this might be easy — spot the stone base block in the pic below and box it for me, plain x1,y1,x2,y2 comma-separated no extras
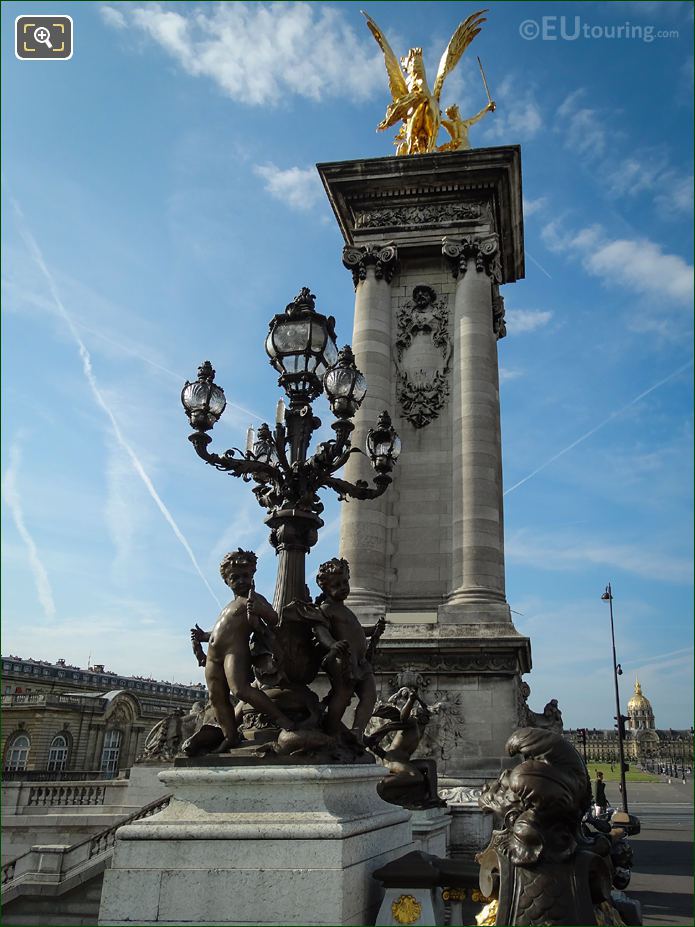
438,782,493,862
410,806,451,857
98,765,414,926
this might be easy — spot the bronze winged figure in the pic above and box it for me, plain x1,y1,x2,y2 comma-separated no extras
362,9,491,155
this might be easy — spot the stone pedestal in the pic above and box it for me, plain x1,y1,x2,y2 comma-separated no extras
98,765,414,926
318,150,531,786
410,806,451,857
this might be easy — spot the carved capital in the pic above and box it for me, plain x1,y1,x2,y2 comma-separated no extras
442,234,502,283
342,242,399,288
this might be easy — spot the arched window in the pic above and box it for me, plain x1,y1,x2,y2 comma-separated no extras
4,734,30,771
100,729,121,776
47,734,69,771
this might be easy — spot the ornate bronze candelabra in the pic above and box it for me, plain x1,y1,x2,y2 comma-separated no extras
181,287,400,614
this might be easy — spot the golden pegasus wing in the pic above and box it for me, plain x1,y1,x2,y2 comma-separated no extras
433,8,488,101
361,10,408,102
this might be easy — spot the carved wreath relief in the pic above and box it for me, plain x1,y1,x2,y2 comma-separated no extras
394,285,452,429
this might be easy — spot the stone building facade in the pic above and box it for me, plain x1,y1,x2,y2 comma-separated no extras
566,679,693,771
1,655,205,778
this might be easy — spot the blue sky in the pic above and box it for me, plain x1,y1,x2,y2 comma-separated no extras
2,1,693,729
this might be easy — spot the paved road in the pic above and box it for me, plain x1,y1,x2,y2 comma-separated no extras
618,780,693,926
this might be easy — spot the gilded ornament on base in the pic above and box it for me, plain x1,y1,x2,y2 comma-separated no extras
391,894,423,925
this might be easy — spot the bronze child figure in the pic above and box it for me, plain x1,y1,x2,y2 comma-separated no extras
312,557,385,742
190,549,294,751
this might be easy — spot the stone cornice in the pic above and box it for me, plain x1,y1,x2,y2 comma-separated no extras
318,147,524,283
373,633,532,676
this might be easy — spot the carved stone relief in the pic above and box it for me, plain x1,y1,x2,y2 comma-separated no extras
373,671,464,766
394,284,452,429
376,652,519,675
354,201,486,230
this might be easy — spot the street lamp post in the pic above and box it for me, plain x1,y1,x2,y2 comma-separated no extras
181,287,401,614
601,583,629,813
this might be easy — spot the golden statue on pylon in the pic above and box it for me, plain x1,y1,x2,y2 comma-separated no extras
362,9,495,155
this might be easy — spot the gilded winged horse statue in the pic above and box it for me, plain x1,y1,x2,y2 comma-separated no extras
362,9,494,155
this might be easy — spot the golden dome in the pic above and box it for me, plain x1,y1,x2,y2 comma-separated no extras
627,678,652,712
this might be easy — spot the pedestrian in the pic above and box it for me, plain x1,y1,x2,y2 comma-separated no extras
593,769,608,816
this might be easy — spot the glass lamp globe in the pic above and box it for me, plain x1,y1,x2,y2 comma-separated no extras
181,361,226,431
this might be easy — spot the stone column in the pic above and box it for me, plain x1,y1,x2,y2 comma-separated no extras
338,243,398,621
442,235,510,624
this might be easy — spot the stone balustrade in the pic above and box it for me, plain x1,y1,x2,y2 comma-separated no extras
1,794,172,903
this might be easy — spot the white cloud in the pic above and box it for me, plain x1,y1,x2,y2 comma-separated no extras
499,367,524,383
604,155,693,218
653,172,694,216
504,309,553,334
253,163,322,211
103,2,383,106
556,90,692,219
585,238,693,304
99,5,126,30
2,445,56,620
556,90,607,155
541,220,694,306
482,76,542,143
507,531,692,585
523,197,547,217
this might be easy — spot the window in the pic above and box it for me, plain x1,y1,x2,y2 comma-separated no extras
100,730,121,775
47,734,69,771
5,734,30,771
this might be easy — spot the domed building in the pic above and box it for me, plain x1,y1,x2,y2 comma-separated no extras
627,678,655,732
625,678,659,760
566,676,693,774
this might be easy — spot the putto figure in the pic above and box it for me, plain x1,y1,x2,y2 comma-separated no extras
363,8,492,155
312,557,385,742
190,549,295,751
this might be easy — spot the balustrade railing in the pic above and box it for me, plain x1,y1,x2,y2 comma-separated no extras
88,794,171,858
27,784,107,808
1,793,172,891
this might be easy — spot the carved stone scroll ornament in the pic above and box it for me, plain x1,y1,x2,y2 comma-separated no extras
394,285,452,429
442,234,502,284
439,784,484,805
342,242,399,288
354,201,484,230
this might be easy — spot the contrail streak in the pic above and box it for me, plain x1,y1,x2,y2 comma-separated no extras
2,444,57,619
505,360,694,496
525,249,553,279
12,199,221,608
622,647,693,669
73,322,264,422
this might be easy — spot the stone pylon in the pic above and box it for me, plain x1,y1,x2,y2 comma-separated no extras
318,149,531,801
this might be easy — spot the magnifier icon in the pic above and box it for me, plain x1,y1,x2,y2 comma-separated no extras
34,26,53,49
